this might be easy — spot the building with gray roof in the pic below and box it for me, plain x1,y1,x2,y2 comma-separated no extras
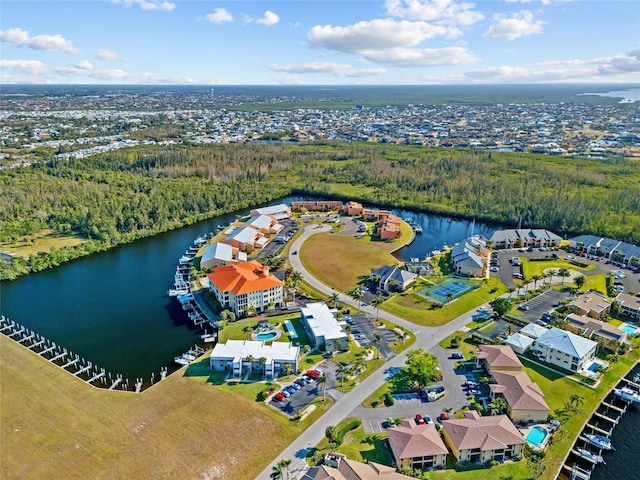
489,229,561,249
532,327,597,373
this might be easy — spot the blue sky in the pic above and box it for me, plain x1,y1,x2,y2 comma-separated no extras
1,0,639,85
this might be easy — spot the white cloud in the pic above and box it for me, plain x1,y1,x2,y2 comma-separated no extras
267,61,386,77
205,8,233,24
0,28,79,55
0,59,47,75
245,11,280,26
385,0,484,26
363,46,478,67
505,0,568,5
483,11,544,40
96,49,127,61
113,0,175,11
308,19,452,53
54,62,192,83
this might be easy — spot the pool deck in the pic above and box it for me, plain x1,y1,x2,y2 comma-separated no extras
520,423,553,450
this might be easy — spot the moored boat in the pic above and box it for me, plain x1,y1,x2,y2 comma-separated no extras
614,386,640,403
576,448,605,464
585,433,614,450
174,356,190,366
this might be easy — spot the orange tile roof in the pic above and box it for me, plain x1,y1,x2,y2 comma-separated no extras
207,260,283,295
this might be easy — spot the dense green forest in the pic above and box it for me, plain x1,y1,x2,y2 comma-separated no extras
1,142,639,280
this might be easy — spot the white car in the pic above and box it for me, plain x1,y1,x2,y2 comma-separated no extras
490,266,499,272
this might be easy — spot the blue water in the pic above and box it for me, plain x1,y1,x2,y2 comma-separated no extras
588,362,601,373
255,331,278,341
621,325,638,336
526,426,548,446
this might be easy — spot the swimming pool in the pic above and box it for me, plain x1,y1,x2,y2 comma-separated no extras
587,361,603,373
255,331,278,341
526,426,548,446
620,325,639,337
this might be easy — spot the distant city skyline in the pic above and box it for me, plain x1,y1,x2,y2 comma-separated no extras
1,0,639,85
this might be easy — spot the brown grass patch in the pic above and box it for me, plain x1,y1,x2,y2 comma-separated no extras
300,233,401,292
0,337,302,480
1,229,85,256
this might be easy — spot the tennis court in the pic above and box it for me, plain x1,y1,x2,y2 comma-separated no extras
419,277,479,303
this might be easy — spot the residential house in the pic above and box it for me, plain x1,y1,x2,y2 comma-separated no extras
451,236,487,277
249,204,292,221
504,332,534,354
387,419,448,471
489,370,549,423
565,313,627,349
370,265,417,293
569,235,640,266
475,345,523,372
362,209,391,222
569,292,611,320
200,242,247,269
301,452,414,480
489,229,562,249
532,327,597,373
209,339,298,378
377,214,402,240
245,214,284,235
207,260,283,317
291,200,343,212
343,201,364,216
519,323,549,340
441,411,526,464
300,302,349,353
615,292,640,319
223,226,268,252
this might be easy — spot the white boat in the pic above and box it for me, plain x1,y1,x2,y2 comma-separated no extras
614,387,640,403
179,255,192,265
194,236,207,245
413,225,423,233
167,288,189,297
585,433,614,450
576,448,605,464
182,351,196,361
174,356,190,366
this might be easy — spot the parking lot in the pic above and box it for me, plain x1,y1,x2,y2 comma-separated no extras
516,289,573,322
345,312,400,360
269,362,337,415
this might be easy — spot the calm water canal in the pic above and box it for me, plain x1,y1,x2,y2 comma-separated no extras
0,197,498,381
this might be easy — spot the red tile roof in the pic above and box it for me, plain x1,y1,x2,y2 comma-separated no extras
207,260,283,295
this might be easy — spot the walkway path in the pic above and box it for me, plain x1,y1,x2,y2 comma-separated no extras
257,225,582,480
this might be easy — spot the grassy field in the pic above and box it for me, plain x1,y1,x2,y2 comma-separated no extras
1,228,85,256
520,258,595,278
300,232,405,293
0,336,308,480
382,278,507,327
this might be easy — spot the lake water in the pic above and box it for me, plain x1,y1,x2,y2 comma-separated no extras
0,197,498,381
579,88,640,103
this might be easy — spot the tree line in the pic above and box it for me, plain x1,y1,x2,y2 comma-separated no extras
1,142,638,280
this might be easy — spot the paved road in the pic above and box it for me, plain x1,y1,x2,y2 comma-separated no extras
256,225,488,480
256,226,611,480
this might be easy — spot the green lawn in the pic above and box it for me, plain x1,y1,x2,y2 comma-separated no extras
431,458,529,480
382,278,507,327
580,273,608,295
300,228,410,293
521,258,595,278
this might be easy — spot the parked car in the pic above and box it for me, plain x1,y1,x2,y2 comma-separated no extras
518,304,530,311
439,412,449,421
415,414,426,425
273,393,285,402
425,415,434,424
280,389,290,398
294,378,306,386
352,328,362,334
289,382,301,390
490,266,499,272
344,316,354,324
306,369,321,380
285,386,298,395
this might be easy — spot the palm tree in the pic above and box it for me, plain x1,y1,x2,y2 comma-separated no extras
259,356,267,377
507,287,516,300
532,274,542,289
354,355,366,374
329,292,339,308
374,333,382,359
548,269,558,284
568,394,584,413
372,294,384,322
351,289,364,312
278,459,292,480
575,275,586,290
270,464,284,480
558,267,570,285
245,355,254,375
318,373,328,401
337,363,347,387
287,270,303,306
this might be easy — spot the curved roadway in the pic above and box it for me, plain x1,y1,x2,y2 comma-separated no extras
256,225,492,480
256,225,585,479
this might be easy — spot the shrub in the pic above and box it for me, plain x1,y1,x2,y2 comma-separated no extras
384,392,395,406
